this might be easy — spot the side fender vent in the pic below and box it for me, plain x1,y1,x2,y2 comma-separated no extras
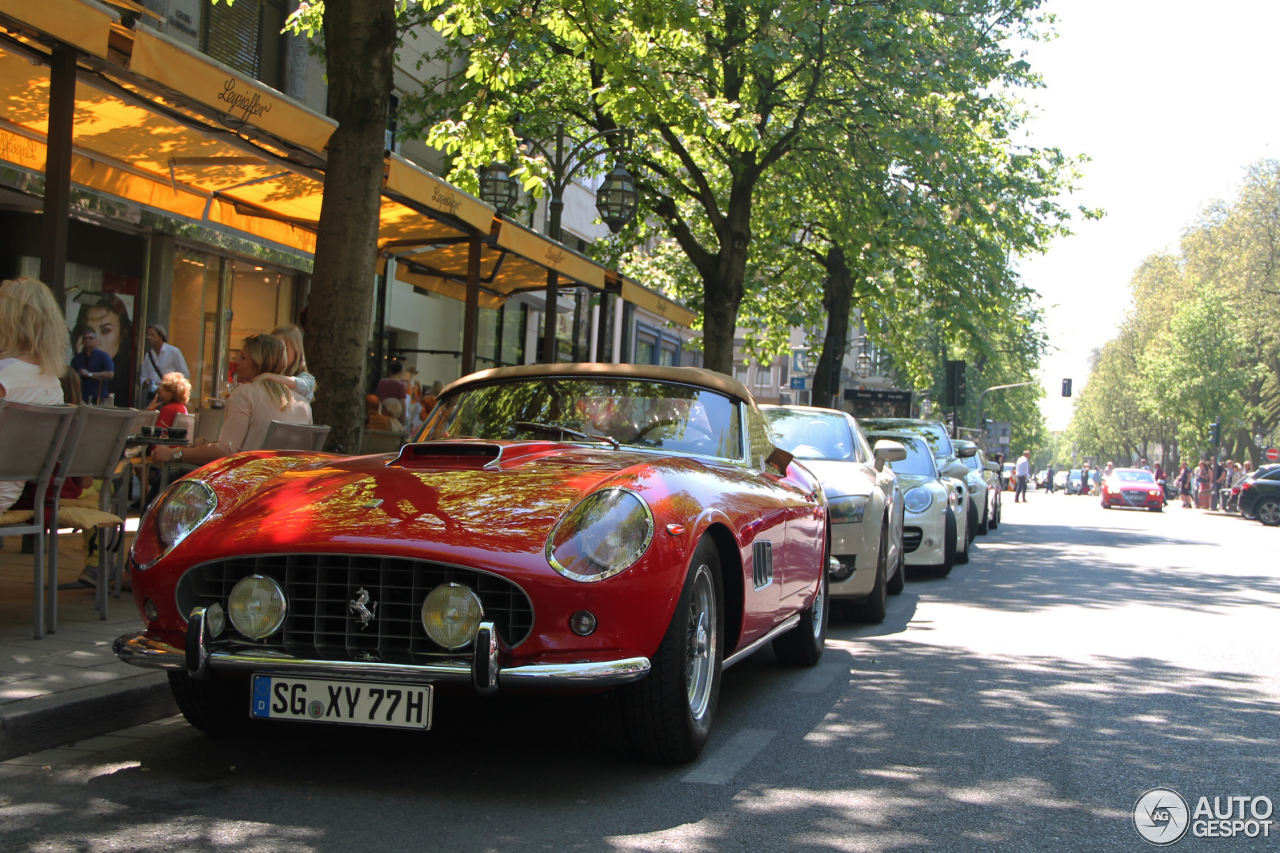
752,541,774,590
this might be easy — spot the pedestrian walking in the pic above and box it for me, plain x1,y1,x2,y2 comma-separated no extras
70,329,114,404
138,324,189,405
1046,463,1055,493
1194,460,1212,509
1014,449,1030,502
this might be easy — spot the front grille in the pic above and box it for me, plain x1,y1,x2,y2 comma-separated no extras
176,554,534,663
903,527,923,553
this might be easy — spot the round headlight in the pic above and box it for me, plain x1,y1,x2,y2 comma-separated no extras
546,488,654,582
421,583,484,649
227,575,287,640
903,487,933,514
156,480,217,550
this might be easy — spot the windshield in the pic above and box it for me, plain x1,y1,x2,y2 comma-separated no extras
762,409,859,461
858,418,954,457
1115,470,1155,483
871,435,936,478
420,377,743,459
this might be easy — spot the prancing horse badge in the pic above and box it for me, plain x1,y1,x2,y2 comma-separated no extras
349,588,377,629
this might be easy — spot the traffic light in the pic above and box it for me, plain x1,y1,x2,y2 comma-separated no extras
1209,421,1221,445
1062,378,1072,397
945,360,966,407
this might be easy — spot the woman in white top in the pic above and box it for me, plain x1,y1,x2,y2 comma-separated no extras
152,334,310,467
0,277,68,513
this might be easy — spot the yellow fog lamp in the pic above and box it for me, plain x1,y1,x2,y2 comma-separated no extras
422,583,484,649
227,575,287,640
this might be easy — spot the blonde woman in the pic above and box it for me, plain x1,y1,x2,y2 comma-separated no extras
257,324,316,403
0,277,68,513
152,335,310,467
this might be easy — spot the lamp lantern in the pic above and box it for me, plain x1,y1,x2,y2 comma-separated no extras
595,166,639,233
478,163,520,214
855,351,873,379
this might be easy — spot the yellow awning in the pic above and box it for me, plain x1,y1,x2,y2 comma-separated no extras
0,0,116,59
495,219,606,289
385,153,495,234
128,28,337,156
616,276,697,327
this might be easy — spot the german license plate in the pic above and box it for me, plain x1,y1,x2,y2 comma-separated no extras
250,675,432,729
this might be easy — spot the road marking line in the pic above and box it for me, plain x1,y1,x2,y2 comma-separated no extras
682,728,777,785
792,662,847,693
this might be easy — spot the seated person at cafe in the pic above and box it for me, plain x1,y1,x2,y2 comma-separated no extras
366,394,394,431
146,371,191,430
151,335,310,467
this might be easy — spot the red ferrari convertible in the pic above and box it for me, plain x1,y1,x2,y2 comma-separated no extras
1100,468,1164,511
115,363,830,762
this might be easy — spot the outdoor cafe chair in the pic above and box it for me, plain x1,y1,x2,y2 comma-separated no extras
262,421,331,452
0,399,76,639
46,405,136,630
363,429,408,455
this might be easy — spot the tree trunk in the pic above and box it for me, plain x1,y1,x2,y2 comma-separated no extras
306,0,396,453
697,187,753,375
811,244,854,410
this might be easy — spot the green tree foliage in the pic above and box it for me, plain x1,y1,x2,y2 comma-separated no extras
1069,160,1280,467
402,0,1080,377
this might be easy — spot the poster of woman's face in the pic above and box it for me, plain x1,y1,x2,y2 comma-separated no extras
68,289,135,406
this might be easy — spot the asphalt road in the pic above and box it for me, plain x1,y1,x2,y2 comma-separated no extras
3,490,1279,852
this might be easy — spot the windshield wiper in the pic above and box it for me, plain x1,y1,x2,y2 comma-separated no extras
514,421,620,450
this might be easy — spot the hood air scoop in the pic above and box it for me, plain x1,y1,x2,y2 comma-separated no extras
388,441,565,470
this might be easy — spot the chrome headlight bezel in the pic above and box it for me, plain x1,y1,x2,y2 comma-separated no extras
546,487,655,583
138,480,217,570
903,487,933,514
828,495,868,524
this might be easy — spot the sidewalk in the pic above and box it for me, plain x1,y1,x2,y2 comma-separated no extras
0,530,177,761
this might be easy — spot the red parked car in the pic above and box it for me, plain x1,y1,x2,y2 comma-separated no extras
1100,468,1165,511
114,363,830,763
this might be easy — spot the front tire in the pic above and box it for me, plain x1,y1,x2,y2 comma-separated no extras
848,526,888,623
621,538,722,763
1257,498,1280,526
977,495,989,535
773,569,828,667
168,672,252,736
988,498,999,530
886,523,905,596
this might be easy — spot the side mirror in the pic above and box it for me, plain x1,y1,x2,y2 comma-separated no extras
955,444,978,458
984,460,1000,473
873,440,906,472
942,459,970,480
873,440,907,463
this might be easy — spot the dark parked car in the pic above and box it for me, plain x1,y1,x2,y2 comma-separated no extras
1239,464,1280,526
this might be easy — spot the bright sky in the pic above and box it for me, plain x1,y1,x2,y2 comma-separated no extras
1016,0,1280,431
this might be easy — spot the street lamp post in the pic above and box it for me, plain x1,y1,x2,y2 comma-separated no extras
975,381,1038,440
510,124,638,363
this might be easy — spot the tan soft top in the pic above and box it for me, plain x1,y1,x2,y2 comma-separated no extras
443,362,757,404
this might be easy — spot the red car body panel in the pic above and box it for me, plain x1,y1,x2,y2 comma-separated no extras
1101,473,1164,509
129,440,826,671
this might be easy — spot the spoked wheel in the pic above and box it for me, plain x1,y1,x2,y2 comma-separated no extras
621,537,722,763
1257,499,1280,526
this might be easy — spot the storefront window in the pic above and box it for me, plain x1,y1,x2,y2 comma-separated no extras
170,249,221,405
228,260,294,381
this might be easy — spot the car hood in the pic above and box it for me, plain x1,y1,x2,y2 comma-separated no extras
893,473,939,492
186,441,681,562
791,458,875,498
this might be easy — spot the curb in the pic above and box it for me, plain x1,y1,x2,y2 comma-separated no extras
0,673,178,761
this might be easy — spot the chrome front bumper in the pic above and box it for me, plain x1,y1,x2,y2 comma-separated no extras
114,614,650,693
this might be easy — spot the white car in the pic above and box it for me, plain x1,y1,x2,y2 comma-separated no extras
763,405,906,622
954,439,1000,534
866,432,968,576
